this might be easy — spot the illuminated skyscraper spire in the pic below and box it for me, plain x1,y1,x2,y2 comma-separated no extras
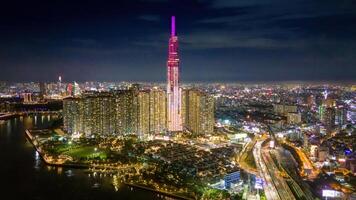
167,16,182,131
171,16,175,36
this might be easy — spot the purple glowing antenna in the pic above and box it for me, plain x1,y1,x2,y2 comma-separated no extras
171,16,176,36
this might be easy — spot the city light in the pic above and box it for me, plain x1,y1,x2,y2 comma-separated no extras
0,2,354,200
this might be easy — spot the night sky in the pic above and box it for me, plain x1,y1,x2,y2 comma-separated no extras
0,0,355,82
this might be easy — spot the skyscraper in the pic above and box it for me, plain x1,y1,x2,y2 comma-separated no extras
167,16,182,132
72,82,81,97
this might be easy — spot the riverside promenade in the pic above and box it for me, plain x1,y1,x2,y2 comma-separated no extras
25,129,88,168
25,129,193,200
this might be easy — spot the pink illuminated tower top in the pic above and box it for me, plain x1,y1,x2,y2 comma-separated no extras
171,16,176,36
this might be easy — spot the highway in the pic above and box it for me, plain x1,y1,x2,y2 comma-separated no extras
253,139,296,200
261,145,296,200
253,140,282,200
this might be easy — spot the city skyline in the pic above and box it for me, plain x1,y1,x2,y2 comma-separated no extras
0,1,355,200
0,0,355,82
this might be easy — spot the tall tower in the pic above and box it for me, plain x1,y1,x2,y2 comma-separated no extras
167,16,182,131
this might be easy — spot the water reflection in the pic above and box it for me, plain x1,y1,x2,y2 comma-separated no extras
0,115,161,200
65,169,74,177
24,116,33,128
34,151,41,170
57,167,63,175
92,183,100,189
7,119,11,134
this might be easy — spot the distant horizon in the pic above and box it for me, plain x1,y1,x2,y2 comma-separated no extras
1,79,355,85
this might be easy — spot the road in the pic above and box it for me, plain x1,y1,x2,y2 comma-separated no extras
253,140,282,200
261,145,296,200
253,139,296,200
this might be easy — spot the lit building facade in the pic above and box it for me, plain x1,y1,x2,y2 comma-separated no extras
335,105,347,126
138,88,167,136
39,82,47,100
22,93,33,103
167,16,182,132
113,88,139,135
273,104,297,115
72,81,81,97
63,97,83,135
138,90,150,136
287,112,302,124
148,88,167,134
63,89,138,136
183,89,215,135
63,86,167,137
322,107,336,128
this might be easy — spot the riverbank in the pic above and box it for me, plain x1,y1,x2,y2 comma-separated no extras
126,183,193,200
25,129,193,200
0,113,19,120
25,129,89,169
0,111,59,120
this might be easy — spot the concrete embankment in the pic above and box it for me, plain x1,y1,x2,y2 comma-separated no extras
125,183,193,200
25,129,88,169
0,113,19,120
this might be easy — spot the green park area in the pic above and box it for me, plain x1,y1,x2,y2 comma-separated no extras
45,141,108,161
64,146,107,160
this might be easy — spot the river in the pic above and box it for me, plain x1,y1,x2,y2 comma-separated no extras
0,115,165,200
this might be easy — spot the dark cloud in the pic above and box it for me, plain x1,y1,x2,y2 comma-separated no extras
138,15,161,22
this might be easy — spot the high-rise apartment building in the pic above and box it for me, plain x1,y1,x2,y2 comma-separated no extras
183,89,215,135
335,105,347,126
137,88,167,136
22,93,33,103
113,88,139,135
63,97,83,135
64,89,138,136
39,82,47,100
138,90,150,136
63,86,167,137
148,88,167,134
